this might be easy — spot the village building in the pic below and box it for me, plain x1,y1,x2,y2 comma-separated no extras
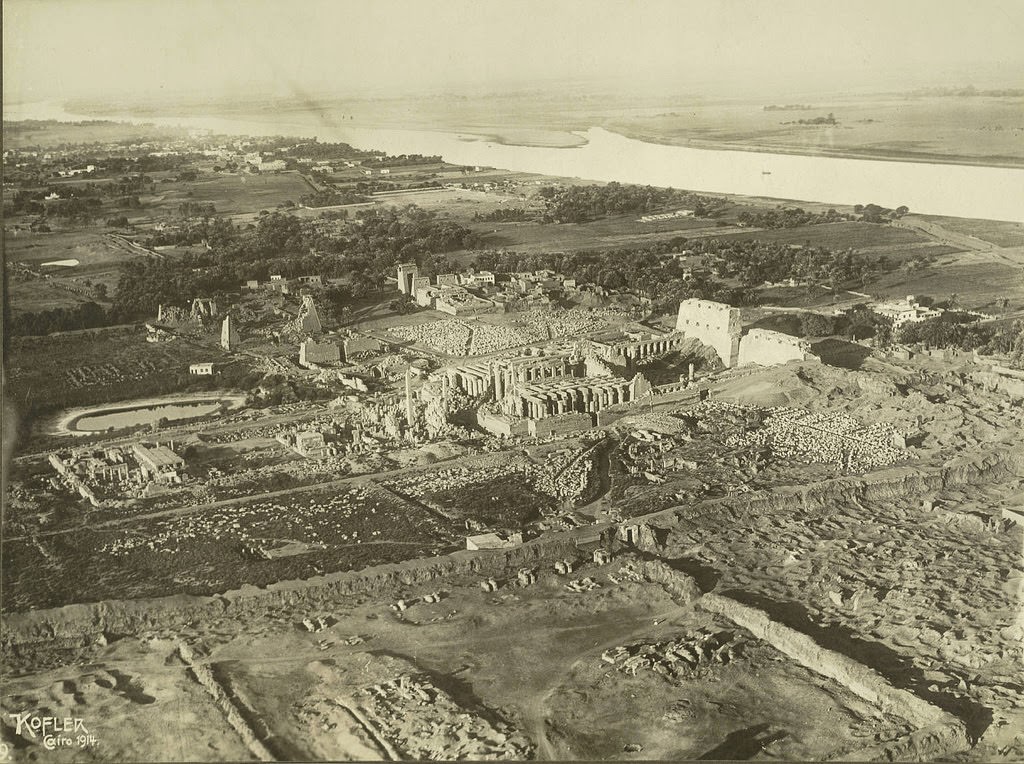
871,295,943,327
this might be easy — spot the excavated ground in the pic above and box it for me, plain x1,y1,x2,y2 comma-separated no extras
3,354,1022,761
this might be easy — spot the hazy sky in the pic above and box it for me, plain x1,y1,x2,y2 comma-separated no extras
5,0,1024,105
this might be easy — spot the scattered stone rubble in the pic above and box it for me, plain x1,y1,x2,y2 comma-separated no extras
514,308,626,340
99,483,454,557
732,407,907,471
516,568,537,587
468,322,539,354
355,674,532,760
389,319,471,355
298,615,336,632
554,559,575,575
693,399,908,472
601,629,746,679
532,445,597,502
565,576,601,592
386,308,632,357
386,463,532,501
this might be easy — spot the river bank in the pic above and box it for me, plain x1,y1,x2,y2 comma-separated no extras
7,102,1024,221
601,125,1024,169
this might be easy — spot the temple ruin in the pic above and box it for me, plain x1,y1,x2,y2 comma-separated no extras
675,298,741,368
296,295,324,334
737,328,818,367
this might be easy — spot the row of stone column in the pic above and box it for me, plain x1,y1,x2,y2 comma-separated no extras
622,336,685,360
493,361,566,399
520,381,631,419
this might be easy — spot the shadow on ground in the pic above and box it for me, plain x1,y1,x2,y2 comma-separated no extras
720,589,993,742
811,338,874,369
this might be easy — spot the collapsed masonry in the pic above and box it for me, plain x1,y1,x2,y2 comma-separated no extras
296,295,324,335
191,297,218,319
343,335,382,359
590,330,691,366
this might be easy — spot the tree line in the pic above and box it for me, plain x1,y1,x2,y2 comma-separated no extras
535,182,723,223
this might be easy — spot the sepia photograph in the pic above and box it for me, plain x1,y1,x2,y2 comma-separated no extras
2,0,1023,761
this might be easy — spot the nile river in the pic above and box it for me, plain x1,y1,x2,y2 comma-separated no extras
11,102,1024,222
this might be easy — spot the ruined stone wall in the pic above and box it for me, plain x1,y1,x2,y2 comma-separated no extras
1,536,582,647
675,299,741,367
970,369,1024,399
699,594,944,725
737,328,817,367
629,559,702,604
528,412,594,437
179,644,275,760
477,410,530,437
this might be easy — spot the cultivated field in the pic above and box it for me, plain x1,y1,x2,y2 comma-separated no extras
140,170,315,216
4,229,146,312
713,220,928,250
866,255,1023,311
918,215,1024,248
475,214,728,255
5,327,237,414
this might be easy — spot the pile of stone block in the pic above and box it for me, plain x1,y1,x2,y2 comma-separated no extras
601,629,744,679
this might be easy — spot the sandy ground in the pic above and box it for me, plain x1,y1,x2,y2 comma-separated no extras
1,567,926,761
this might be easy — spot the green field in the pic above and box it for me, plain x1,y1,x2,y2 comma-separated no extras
139,170,316,216
712,221,927,250
865,258,1023,311
918,215,1024,248
473,214,728,254
4,228,137,268
4,228,147,313
5,278,103,314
